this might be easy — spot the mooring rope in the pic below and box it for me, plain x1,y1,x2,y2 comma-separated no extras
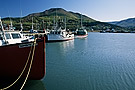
0,38,37,90
20,38,37,90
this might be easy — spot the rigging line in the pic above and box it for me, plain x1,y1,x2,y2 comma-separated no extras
0,44,33,90
20,38,37,90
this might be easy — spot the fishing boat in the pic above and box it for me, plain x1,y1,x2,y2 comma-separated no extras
47,16,74,42
75,27,88,38
0,30,35,45
0,17,46,80
74,14,88,38
47,27,74,42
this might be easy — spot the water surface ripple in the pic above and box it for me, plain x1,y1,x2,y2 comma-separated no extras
43,33,135,90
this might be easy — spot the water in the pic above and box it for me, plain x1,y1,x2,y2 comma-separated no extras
43,32,135,90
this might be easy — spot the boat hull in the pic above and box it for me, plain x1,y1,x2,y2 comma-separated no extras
47,34,74,42
0,37,46,80
75,34,88,38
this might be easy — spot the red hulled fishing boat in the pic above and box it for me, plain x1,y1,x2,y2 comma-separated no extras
0,17,46,80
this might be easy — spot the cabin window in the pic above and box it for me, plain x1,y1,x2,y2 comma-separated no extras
77,31,86,35
11,33,21,39
0,34,3,40
5,34,11,39
58,31,60,34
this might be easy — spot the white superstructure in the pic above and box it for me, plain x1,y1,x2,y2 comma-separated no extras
47,27,74,42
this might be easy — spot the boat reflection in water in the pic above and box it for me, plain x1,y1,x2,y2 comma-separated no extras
59,39,75,53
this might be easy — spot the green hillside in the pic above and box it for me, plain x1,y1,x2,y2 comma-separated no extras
109,18,135,30
1,8,128,31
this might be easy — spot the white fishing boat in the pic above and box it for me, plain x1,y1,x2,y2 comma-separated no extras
47,27,74,42
0,18,35,45
75,14,88,38
47,16,74,42
0,30,35,45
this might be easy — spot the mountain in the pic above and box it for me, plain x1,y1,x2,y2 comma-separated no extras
26,8,95,21
1,8,128,31
109,18,135,28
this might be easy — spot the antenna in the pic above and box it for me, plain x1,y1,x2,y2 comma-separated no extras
32,17,34,30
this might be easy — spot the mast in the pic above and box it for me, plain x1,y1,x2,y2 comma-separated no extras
55,8,58,29
8,11,14,31
20,19,23,32
64,16,66,30
10,20,14,31
53,16,56,29
20,10,23,32
42,19,44,30
53,16,55,26
8,12,14,31
0,17,7,44
81,14,83,28
32,17,34,30
56,8,57,26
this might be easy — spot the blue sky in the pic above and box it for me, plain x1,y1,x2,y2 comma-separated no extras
0,0,135,22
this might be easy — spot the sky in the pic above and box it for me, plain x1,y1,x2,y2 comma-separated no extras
0,0,135,22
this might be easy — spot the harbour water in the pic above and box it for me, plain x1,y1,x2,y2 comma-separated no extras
43,32,135,90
